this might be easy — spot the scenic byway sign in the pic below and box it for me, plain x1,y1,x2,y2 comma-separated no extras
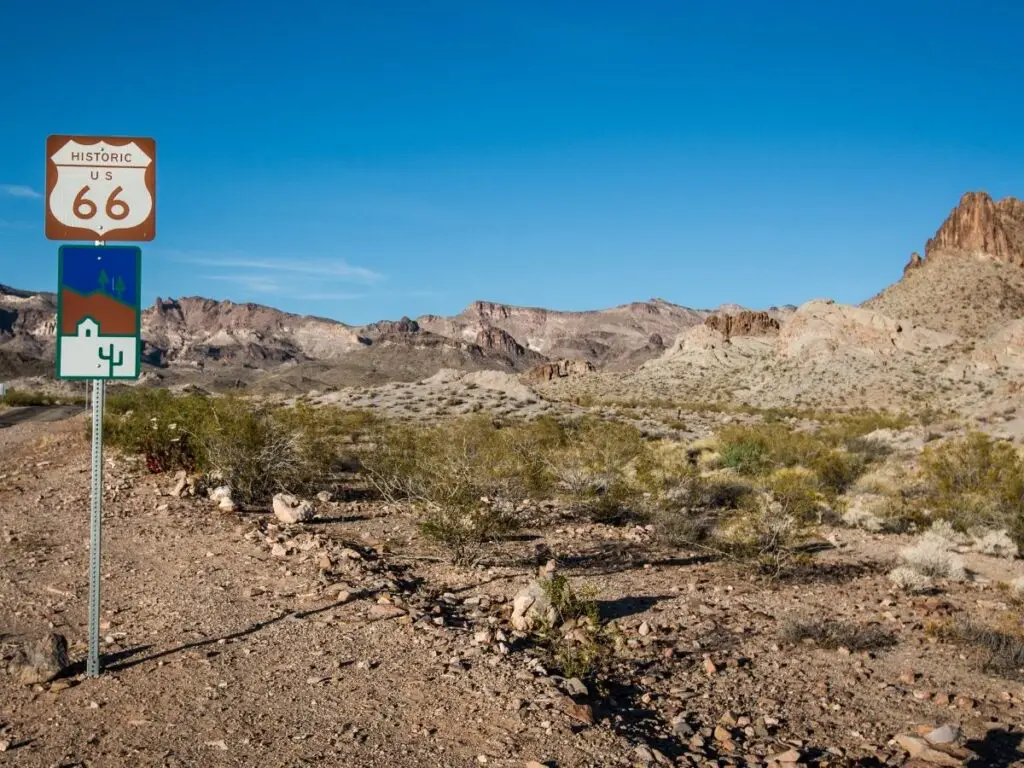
56,245,142,380
45,135,156,241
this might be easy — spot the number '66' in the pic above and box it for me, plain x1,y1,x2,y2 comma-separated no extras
73,185,130,221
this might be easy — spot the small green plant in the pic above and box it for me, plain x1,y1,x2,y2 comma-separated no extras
533,574,606,680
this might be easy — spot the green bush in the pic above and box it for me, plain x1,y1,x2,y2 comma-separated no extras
362,415,551,562
102,391,372,504
1,388,85,407
919,432,1024,548
810,450,866,496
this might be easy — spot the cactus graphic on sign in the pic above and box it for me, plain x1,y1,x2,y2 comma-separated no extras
56,245,142,380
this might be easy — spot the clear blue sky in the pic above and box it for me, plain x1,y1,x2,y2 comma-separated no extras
2,1,1022,325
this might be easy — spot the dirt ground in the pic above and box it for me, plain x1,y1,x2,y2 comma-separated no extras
2,416,1024,768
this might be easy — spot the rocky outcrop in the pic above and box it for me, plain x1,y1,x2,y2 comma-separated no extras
474,326,527,358
777,299,955,358
925,191,1024,265
903,252,924,275
418,298,706,368
704,311,780,340
525,359,596,383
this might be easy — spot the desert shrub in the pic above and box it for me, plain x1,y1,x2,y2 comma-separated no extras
944,617,1024,679
102,390,214,472
819,411,911,442
362,415,546,562
810,450,866,496
919,432,1024,549
714,494,813,577
779,617,896,651
548,417,650,524
533,573,606,680
898,525,967,582
653,473,754,548
718,434,771,475
970,529,1020,559
766,468,822,522
104,391,365,503
888,565,932,593
1,388,85,407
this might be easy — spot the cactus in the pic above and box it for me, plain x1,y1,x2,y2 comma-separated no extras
98,343,124,375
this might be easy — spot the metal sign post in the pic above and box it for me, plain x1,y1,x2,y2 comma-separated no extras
47,135,155,678
87,377,105,677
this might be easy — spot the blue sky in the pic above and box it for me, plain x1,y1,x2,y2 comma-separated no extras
2,1,1022,325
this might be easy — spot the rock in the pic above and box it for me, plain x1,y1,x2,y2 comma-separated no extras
925,191,1024,266
0,740,8,752
904,251,925,275
271,543,288,557
953,695,975,711
769,749,802,763
564,677,588,696
510,561,558,632
894,735,967,767
558,697,594,725
367,604,407,621
14,633,69,685
171,470,188,497
316,491,332,503
638,621,652,636
705,310,781,340
633,745,655,764
525,762,549,768
524,359,596,383
702,657,719,676
925,725,960,745
272,493,315,524
713,725,732,742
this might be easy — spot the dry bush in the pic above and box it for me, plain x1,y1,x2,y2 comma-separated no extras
970,529,1020,559
946,617,1024,680
547,417,651,524
713,495,813,578
887,565,932,593
779,617,896,651
898,525,967,582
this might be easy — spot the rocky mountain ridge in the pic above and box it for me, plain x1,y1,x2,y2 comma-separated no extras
4,189,1023,400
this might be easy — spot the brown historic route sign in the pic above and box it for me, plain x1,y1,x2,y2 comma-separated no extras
45,135,156,241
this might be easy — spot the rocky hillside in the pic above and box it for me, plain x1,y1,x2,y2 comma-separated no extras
0,284,57,378
537,191,1024,415
866,192,1024,339
417,298,709,369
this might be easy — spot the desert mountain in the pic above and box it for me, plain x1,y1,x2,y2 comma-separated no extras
417,298,708,370
865,192,1024,338
2,291,701,388
535,191,1024,414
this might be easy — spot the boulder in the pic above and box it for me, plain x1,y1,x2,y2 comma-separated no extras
13,633,70,685
510,560,558,631
272,493,315,524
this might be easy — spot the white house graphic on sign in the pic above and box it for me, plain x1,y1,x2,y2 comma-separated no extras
58,316,139,379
